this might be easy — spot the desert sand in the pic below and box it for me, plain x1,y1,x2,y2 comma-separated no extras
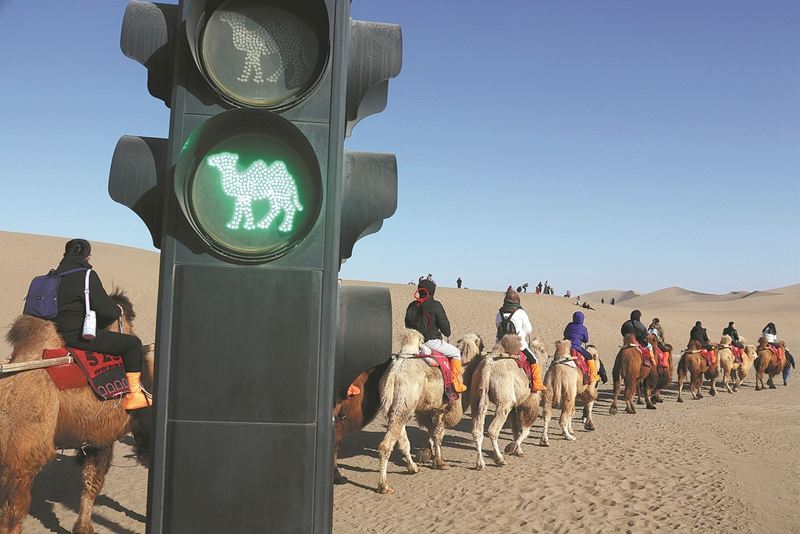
1,232,797,533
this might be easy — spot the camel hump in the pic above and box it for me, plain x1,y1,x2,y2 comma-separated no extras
6,315,64,363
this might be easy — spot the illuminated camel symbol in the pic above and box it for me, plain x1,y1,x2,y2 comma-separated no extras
219,12,309,87
206,152,303,232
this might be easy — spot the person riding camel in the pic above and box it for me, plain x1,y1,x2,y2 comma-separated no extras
621,309,649,348
563,311,599,383
495,287,546,391
52,239,150,410
405,278,467,393
647,318,668,352
722,321,745,350
689,321,714,351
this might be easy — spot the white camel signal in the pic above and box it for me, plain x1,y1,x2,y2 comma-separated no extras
219,12,310,87
206,152,303,233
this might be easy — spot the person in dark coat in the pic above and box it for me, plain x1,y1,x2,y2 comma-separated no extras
621,309,649,347
722,321,744,349
689,321,713,351
405,278,465,392
53,239,149,410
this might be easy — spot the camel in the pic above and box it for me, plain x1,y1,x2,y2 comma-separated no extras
718,335,756,393
540,340,598,445
609,333,656,414
0,290,153,534
754,338,787,390
677,339,719,402
469,334,547,470
376,329,478,494
333,360,390,485
638,341,674,405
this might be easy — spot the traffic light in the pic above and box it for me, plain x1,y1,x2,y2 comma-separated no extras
110,1,400,532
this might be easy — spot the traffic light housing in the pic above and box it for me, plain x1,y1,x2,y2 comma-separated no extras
111,1,400,531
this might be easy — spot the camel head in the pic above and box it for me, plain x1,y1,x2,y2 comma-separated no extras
687,339,703,351
720,334,732,346
554,339,571,358
493,334,522,357
529,337,547,363
646,333,659,347
456,333,483,365
622,333,638,346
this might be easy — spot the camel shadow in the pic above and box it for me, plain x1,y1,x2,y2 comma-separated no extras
27,450,145,534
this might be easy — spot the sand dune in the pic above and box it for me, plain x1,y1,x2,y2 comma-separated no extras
0,231,797,533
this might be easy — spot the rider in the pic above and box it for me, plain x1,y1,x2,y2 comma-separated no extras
689,321,714,351
621,310,649,348
53,239,149,410
405,277,467,393
563,310,599,382
495,287,546,391
722,321,745,349
647,318,669,353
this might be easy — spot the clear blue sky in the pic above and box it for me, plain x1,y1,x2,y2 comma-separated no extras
1,1,797,295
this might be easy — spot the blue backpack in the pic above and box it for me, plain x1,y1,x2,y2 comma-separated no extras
23,268,87,319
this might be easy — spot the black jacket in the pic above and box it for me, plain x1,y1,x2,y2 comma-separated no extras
54,255,121,341
621,319,648,346
405,279,451,341
722,325,739,343
690,324,710,345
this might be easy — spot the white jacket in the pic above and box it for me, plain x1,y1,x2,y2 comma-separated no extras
496,308,533,350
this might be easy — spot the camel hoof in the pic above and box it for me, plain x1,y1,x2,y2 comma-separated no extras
709,390,716,396
636,399,643,405
626,407,636,414
432,458,449,470
334,474,348,485
647,404,657,410
377,484,395,495
539,439,549,447
677,397,683,403
769,385,776,389
585,422,595,431
504,442,516,454
407,463,420,474
609,406,617,416
566,435,577,441
492,456,506,466
475,463,485,471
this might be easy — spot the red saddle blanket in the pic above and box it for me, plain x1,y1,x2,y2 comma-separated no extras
766,344,785,360
512,352,534,390
418,350,458,402
570,349,590,384
731,345,743,362
44,348,129,400
701,349,716,365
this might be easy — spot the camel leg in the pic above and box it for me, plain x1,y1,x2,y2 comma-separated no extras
709,374,718,396
428,414,449,471
471,400,489,471
0,471,38,534
539,392,553,446
636,382,644,405
396,426,418,473
584,400,596,431
377,412,417,494
723,368,733,393
624,379,637,414
609,378,621,415
73,446,114,534
561,398,577,441
487,403,512,466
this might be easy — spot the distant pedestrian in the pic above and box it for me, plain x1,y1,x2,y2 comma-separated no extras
522,283,528,293
536,282,542,294
611,297,615,306
601,298,605,304
457,277,462,289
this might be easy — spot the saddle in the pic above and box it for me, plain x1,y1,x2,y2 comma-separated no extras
511,351,534,391
730,345,744,362
700,348,716,365
765,344,785,360
416,349,459,402
43,348,130,400
570,349,590,385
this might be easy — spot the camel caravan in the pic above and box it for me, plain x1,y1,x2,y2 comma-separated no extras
1,266,795,531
